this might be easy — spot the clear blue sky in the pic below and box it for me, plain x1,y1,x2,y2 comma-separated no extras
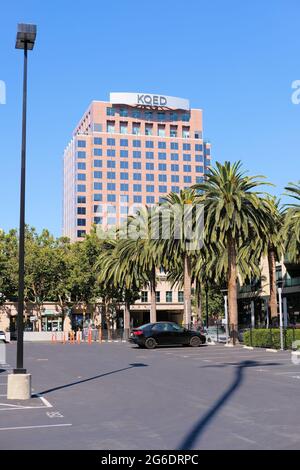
1,0,300,237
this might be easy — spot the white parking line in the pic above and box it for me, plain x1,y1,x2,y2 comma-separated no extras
0,423,72,431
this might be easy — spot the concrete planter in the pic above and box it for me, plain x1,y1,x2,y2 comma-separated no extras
24,331,58,342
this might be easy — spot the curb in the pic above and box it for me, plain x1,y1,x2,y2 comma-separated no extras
266,348,278,353
224,343,234,348
243,346,254,350
207,341,216,346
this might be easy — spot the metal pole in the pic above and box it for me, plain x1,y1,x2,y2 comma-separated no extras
224,294,229,343
15,42,28,374
278,287,284,351
205,285,209,327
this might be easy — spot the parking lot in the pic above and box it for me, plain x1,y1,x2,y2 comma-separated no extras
1,341,300,449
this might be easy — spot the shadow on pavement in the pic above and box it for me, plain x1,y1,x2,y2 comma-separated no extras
178,359,281,450
38,363,148,396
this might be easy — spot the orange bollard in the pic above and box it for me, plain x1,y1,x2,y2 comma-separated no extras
77,331,81,344
70,330,75,344
51,333,57,343
88,329,92,345
62,332,66,344
98,328,102,343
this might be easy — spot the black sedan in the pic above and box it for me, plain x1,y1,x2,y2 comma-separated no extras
129,322,206,349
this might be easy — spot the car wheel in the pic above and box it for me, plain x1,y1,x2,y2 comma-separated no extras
145,337,157,349
189,336,201,347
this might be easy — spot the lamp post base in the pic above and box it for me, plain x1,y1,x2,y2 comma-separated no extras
7,373,31,400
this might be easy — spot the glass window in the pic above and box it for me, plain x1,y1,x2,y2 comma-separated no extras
166,291,173,302
77,151,86,158
94,194,102,201
107,217,116,225
107,121,115,133
195,144,203,151
77,196,86,204
107,149,115,157
133,184,142,192
93,124,102,132
158,112,165,121
195,155,203,162
183,165,191,172
77,184,86,192
120,150,128,158
171,186,180,193
77,162,86,170
141,291,148,303
94,182,102,190
132,123,141,135
183,143,191,151
170,126,177,137
178,291,184,302
133,151,141,158
94,148,102,156
94,160,102,167
77,140,86,148
94,205,102,213
146,162,154,170
144,111,153,120
93,171,102,179
146,174,154,181
77,218,86,226
182,113,190,122
120,206,128,214
156,291,160,302
146,185,154,192
171,153,178,161
120,161,128,169
107,194,116,202
119,108,128,117
120,183,129,191
158,141,166,149
133,162,141,170
107,171,116,179
158,163,167,171
184,175,192,183
146,151,154,159
196,176,204,183
120,139,128,147
133,173,141,181
107,138,115,146
205,148,211,156
183,154,191,161
106,107,115,116
171,164,179,171
120,172,129,180
158,125,165,137
94,217,102,224
159,174,167,182
182,127,190,138
134,195,142,203
94,137,102,145
158,152,166,160
195,131,202,139
171,142,178,150
77,230,86,238
107,160,115,168
77,207,86,215
107,182,116,190
132,110,141,119
145,124,153,136
146,140,154,148
159,185,167,193
133,140,141,147
120,122,128,134
196,165,204,173
146,196,155,204
171,175,179,183
170,113,178,121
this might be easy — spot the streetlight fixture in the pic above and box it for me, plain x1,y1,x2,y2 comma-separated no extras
7,24,37,400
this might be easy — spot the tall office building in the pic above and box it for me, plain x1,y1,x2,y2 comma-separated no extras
63,92,211,241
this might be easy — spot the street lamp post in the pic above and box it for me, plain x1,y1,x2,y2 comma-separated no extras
278,286,284,350
7,24,37,400
205,281,209,328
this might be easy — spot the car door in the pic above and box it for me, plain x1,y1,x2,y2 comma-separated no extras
151,323,173,345
170,323,189,345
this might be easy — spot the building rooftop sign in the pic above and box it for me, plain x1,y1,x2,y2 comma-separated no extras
110,92,190,111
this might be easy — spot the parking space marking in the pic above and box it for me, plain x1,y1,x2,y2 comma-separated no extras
0,423,72,431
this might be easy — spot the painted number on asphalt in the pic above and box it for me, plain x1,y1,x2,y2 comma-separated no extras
46,411,64,418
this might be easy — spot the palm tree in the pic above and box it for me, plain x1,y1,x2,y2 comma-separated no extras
159,189,201,327
284,182,300,262
193,161,270,342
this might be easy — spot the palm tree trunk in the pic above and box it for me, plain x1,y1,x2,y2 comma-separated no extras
268,247,277,322
183,254,192,327
227,234,238,344
150,266,157,323
196,279,202,325
124,302,130,338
